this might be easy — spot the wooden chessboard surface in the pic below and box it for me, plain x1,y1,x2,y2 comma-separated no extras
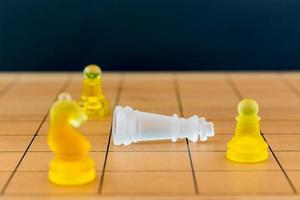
1,72,300,200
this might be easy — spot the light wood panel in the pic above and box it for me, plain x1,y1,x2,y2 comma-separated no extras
0,72,299,199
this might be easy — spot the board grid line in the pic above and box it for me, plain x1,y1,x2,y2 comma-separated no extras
226,73,298,195
0,75,72,195
262,133,298,194
226,73,243,100
173,74,199,194
98,73,124,194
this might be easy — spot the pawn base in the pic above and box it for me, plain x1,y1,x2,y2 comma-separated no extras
79,97,110,118
49,157,96,186
84,107,110,118
226,149,268,163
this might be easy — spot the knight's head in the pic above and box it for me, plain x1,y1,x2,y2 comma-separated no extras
50,93,88,127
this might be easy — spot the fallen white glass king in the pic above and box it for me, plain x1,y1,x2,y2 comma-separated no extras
112,105,214,145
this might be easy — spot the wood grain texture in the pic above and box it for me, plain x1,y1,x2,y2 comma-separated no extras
0,72,300,199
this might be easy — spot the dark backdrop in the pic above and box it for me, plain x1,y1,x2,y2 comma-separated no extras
0,0,299,71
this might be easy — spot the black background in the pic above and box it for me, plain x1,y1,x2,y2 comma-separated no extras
0,0,299,71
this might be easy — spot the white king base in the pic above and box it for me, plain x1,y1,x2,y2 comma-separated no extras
112,105,214,145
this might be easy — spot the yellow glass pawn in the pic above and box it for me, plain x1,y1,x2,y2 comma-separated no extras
79,64,110,117
48,93,96,186
226,99,268,163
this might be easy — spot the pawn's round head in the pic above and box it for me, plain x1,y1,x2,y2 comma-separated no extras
238,99,259,116
84,64,102,80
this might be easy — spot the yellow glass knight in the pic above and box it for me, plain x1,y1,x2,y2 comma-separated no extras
48,93,96,186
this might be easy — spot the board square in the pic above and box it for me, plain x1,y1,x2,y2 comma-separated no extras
0,152,23,171
102,172,195,195
29,135,109,152
274,152,300,170
191,151,280,171
5,172,100,195
189,135,231,152
0,136,32,152
109,139,188,152
196,171,293,195
0,121,40,136
18,152,106,172
264,135,300,151
106,152,191,172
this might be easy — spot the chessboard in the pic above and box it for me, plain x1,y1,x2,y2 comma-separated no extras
0,72,300,200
